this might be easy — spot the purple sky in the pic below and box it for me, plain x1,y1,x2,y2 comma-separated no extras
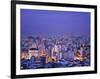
21,9,90,37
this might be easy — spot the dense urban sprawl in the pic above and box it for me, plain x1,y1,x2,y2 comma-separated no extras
21,35,90,69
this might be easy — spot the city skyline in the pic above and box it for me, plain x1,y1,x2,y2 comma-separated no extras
20,9,91,69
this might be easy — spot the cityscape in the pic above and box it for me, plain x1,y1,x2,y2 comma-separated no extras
21,35,90,69
20,9,90,69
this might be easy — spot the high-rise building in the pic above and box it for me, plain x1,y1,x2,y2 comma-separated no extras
51,45,60,61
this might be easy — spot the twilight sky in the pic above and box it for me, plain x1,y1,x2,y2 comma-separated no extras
21,9,90,37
